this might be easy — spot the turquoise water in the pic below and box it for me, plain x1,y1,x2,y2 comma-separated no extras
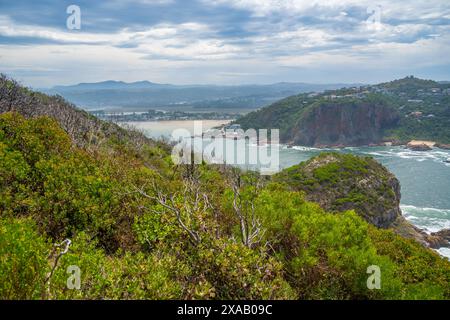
123,120,230,139
128,121,450,258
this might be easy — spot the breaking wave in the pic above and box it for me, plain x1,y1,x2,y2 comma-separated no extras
401,205,450,233
363,147,450,164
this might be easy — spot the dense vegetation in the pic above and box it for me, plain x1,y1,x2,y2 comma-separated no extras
1,76,449,300
1,111,450,300
235,76,450,145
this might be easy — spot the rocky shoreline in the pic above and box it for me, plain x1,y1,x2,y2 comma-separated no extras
406,140,435,151
393,216,450,249
286,140,450,152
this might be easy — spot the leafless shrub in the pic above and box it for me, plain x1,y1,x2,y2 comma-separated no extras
227,169,265,248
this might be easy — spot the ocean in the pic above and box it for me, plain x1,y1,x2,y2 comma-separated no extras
126,121,450,258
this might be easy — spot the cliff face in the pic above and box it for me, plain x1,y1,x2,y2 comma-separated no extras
290,102,399,147
275,153,402,228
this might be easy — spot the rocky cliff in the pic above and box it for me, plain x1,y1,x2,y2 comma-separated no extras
235,93,400,147
275,153,402,228
290,101,399,147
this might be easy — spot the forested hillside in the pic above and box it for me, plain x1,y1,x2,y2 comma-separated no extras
235,77,450,146
1,75,450,300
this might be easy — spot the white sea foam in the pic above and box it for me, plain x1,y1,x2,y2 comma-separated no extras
287,145,450,165
401,205,450,233
367,152,386,157
361,147,450,165
436,248,450,260
291,146,322,151
401,205,450,215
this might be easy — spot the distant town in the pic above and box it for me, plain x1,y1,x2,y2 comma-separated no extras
322,83,450,100
89,109,241,122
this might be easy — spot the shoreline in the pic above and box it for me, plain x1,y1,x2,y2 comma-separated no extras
286,141,450,151
122,119,450,151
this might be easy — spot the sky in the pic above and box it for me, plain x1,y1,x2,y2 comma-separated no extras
0,0,449,88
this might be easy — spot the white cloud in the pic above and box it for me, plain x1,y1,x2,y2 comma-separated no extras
0,15,210,45
204,0,350,16
275,34,450,70
1,0,449,86
205,0,450,21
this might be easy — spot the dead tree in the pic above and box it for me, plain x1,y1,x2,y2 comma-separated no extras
228,169,264,248
133,165,216,246
42,239,72,299
0,74,21,112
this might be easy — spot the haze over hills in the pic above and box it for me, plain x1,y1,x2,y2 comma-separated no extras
43,81,361,112
52,80,171,91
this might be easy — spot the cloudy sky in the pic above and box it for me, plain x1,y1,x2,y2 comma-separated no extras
0,0,449,87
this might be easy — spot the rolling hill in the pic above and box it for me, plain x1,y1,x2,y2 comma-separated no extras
235,76,450,146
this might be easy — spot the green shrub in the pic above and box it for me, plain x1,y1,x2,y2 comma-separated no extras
47,233,185,299
255,186,405,299
0,218,50,299
192,239,296,300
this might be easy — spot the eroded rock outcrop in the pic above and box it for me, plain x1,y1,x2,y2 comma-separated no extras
275,153,402,228
436,143,450,150
391,217,449,248
275,153,450,249
430,229,450,248
406,140,434,151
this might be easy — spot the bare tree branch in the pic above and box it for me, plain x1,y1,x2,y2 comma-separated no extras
228,170,265,248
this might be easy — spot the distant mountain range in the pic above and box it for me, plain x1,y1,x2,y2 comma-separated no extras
52,80,171,91
43,81,362,111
